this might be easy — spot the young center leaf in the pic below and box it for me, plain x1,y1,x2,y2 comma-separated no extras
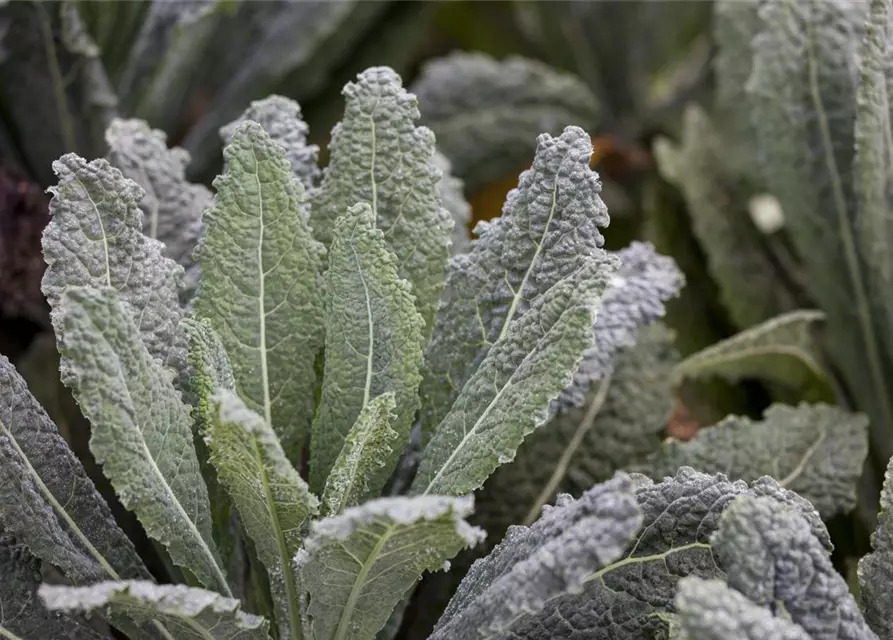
310,203,424,492
419,126,619,437
195,120,327,460
294,496,485,640
39,581,270,640
322,393,400,517
632,403,869,519
310,67,453,332
208,390,318,640
0,355,150,585
412,258,615,497
56,286,229,596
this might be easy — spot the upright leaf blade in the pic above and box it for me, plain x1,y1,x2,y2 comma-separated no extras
432,151,472,256
310,67,453,332
208,390,318,640
631,403,869,519
310,203,424,491
105,118,212,305
748,0,893,458
322,393,400,517
41,154,186,377
0,533,108,640
220,95,320,191
672,310,834,401
295,495,484,640
855,0,893,370
419,126,617,437
412,259,615,497
40,581,270,640
859,453,893,637
429,474,642,640
195,121,327,459
56,286,229,596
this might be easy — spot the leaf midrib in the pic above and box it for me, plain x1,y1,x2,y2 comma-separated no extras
333,523,395,640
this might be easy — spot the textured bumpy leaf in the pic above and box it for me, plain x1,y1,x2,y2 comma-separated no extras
209,390,317,640
310,67,452,332
558,241,682,411
220,95,320,191
40,581,269,640
105,118,211,304
713,496,874,639
310,203,424,491
479,323,678,541
491,468,827,638
429,474,642,640
675,577,811,640
117,1,223,134
0,533,107,640
322,393,400,516
856,0,893,372
748,1,893,458
859,453,893,637
633,403,869,519
411,52,600,191
41,154,186,377
195,121,327,459
654,105,795,328
56,286,229,596
295,496,485,640
672,310,834,401
432,151,472,255
0,355,149,585
419,126,618,437
413,260,613,497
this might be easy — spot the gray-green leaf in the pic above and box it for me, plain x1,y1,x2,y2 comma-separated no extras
671,310,834,401
0,533,109,640
220,95,320,191
104,118,211,305
295,495,485,640
429,473,642,640
310,66,453,332
413,258,615,497
41,153,186,377
208,390,317,640
195,121,327,460
39,581,270,640
631,403,868,519
432,151,472,256
0,354,149,585
712,496,874,639
859,453,893,638
322,393,400,517
674,577,811,640
310,202,423,492
653,105,796,329
56,286,229,596
419,126,618,438
411,52,600,191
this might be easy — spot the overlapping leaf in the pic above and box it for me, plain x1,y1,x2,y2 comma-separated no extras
195,121,326,459
310,66,453,332
419,126,618,437
310,203,423,491
0,354,149,585
432,151,471,255
56,286,228,596
295,495,484,640
40,581,270,640
859,453,893,638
